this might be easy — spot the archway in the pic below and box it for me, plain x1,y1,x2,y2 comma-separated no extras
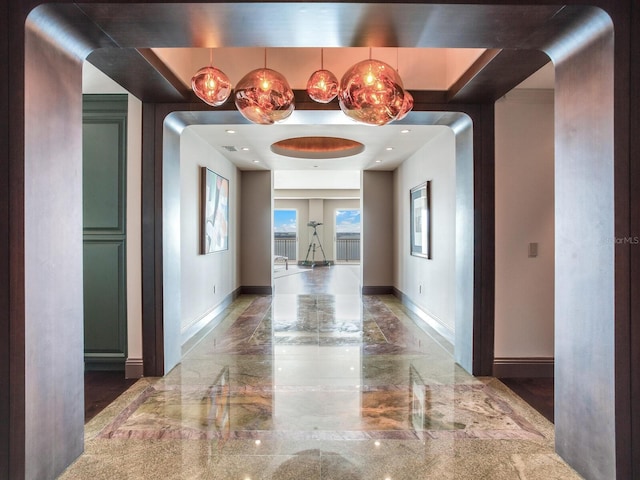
8,3,629,479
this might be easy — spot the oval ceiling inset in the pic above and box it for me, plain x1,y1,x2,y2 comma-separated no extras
270,136,365,159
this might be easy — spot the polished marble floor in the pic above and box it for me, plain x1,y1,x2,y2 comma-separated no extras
61,265,581,479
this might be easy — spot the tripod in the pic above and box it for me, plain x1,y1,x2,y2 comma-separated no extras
302,222,329,267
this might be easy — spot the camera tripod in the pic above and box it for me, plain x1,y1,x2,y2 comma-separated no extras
301,222,330,267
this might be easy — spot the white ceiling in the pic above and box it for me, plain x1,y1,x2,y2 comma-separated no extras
187,115,449,172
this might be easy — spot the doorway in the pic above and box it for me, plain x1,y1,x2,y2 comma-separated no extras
274,208,298,269
335,208,361,264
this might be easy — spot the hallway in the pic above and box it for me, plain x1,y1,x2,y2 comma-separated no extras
61,266,580,479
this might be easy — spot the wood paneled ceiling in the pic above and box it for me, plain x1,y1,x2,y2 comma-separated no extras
78,2,556,172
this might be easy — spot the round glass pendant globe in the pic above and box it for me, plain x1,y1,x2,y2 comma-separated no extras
191,66,232,107
396,90,414,121
234,68,295,125
338,59,405,126
306,69,339,103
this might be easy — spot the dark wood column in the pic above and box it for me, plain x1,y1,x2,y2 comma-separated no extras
472,103,496,376
0,0,13,476
627,2,640,478
141,102,165,377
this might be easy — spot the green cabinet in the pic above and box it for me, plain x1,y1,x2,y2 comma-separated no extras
82,95,128,370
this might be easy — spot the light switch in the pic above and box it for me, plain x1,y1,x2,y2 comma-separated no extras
528,242,538,257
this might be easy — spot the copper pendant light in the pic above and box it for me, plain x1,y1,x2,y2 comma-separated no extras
234,68,295,125
395,48,413,121
396,90,414,121
191,50,232,107
338,56,405,126
306,49,338,103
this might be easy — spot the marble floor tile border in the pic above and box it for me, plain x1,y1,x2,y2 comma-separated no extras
93,383,545,443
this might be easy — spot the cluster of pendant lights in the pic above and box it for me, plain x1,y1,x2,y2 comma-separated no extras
191,49,413,126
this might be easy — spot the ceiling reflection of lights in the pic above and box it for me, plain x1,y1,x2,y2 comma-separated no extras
191,49,413,126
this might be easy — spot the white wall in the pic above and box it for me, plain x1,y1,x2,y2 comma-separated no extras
82,62,143,376
180,128,240,334
240,171,273,288
362,171,394,288
394,129,456,333
494,89,555,359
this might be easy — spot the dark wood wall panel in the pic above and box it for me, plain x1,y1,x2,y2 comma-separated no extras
472,104,496,376
7,0,26,478
141,103,163,377
629,2,640,478
0,0,9,476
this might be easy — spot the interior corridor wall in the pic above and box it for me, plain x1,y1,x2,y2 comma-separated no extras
241,171,273,290
180,127,240,335
362,171,394,289
494,89,555,365
393,128,456,334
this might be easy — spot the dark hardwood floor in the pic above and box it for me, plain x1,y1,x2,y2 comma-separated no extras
500,377,554,423
84,371,137,422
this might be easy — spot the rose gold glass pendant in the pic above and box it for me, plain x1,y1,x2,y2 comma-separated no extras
191,66,232,107
234,68,295,125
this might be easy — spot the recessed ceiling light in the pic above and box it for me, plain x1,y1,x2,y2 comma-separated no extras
401,129,411,134
225,129,236,134
375,160,382,163
241,147,250,151
252,160,260,163
386,147,394,151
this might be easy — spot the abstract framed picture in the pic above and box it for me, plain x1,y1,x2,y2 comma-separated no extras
410,181,431,259
201,167,229,254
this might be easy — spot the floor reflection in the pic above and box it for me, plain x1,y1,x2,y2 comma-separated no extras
62,266,580,480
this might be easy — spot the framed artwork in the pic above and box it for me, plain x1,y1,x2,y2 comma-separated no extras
201,167,229,254
410,181,431,259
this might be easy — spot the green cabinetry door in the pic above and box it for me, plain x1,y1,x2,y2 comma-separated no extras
82,94,128,371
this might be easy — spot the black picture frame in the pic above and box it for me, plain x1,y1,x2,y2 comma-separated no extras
410,181,431,259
